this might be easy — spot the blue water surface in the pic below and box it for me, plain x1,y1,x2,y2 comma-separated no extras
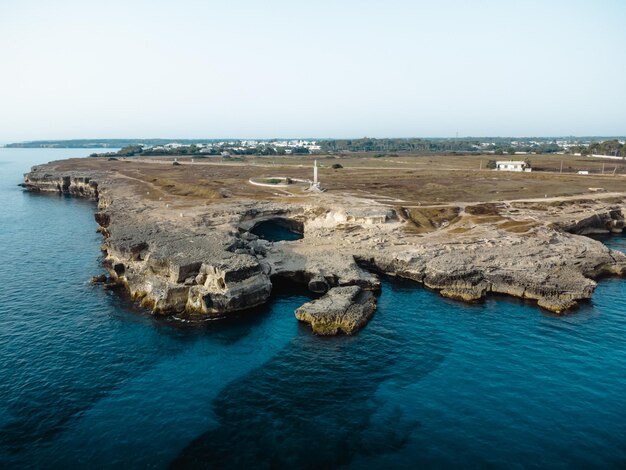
0,149,625,469
250,219,303,241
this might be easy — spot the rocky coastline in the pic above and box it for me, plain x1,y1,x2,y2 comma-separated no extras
23,160,626,335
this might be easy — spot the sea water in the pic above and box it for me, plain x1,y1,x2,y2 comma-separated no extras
251,219,303,242
1,149,625,468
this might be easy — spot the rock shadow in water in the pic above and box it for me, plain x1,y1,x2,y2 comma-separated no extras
0,294,280,457
171,289,450,469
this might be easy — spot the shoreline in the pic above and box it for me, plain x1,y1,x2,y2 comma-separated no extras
22,158,626,334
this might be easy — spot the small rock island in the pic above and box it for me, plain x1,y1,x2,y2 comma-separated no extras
22,154,626,335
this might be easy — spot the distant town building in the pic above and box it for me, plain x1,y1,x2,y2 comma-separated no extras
496,160,532,172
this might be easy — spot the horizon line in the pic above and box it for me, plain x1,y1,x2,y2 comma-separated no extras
4,135,626,145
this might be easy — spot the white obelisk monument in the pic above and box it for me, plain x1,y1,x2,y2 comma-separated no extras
313,160,318,185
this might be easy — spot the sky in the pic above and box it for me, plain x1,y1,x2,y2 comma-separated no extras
0,0,625,141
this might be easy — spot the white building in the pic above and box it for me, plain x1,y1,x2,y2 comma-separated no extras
496,160,532,172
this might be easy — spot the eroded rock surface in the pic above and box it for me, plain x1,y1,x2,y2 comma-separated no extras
22,160,626,334
295,286,376,335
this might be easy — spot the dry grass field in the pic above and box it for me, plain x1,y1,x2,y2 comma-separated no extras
49,153,626,207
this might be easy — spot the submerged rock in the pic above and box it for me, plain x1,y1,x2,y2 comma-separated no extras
295,286,376,335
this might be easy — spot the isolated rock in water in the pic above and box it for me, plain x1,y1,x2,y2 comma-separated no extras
295,285,376,335
90,274,107,284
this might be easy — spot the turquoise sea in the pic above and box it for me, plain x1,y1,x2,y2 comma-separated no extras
1,149,625,469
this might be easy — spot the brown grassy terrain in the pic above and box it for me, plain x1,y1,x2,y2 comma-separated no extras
402,206,461,233
47,153,626,207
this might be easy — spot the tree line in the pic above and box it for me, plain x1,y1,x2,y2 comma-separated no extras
320,138,480,153
90,144,311,158
319,138,563,154
587,139,625,157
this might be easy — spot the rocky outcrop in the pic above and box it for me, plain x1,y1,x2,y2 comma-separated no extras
510,199,626,236
295,286,376,335
354,225,626,314
101,220,273,316
21,161,626,333
22,166,100,199
562,209,626,235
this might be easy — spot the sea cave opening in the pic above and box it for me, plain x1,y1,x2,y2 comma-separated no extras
250,218,304,242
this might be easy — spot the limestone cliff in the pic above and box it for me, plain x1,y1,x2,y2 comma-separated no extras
22,162,626,334
295,286,376,335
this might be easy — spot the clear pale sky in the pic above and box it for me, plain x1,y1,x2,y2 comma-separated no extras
1,0,624,141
